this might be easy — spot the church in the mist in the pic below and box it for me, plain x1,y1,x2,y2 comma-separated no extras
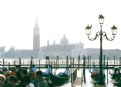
0,19,85,59
0,20,121,59
32,19,85,58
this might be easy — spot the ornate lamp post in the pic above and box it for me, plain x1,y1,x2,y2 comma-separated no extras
85,14,117,85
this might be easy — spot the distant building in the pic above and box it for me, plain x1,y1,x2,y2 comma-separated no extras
1,19,41,58
0,19,121,59
85,48,121,59
33,19,40,50
41,35,84,58
0,46,5,56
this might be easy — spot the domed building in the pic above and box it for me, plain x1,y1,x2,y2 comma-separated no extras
41,35,85,58
60,35,69,45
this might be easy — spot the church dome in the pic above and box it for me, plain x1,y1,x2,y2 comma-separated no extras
60,35,69,45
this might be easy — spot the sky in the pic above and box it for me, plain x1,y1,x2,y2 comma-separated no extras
0,0,121,51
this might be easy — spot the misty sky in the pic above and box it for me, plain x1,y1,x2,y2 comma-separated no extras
0,0,121,50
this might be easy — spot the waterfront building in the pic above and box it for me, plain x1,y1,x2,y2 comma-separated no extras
0,20,121,59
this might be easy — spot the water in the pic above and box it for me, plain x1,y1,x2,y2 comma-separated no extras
43,69,116,87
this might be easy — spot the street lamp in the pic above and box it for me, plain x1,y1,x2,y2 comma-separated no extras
85,14,117,85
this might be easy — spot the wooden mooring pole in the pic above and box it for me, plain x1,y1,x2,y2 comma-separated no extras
3,59,4,71
46,56,49,68
55,56,58,70
78,56,80,70
57,56,59,68
8,62,10,71
19,58,21,68
30,56,33,71
39,59,40,70
70,57,73,87
83,55,86,83
119,57,121,65
88,56,89,68
107,57,108,84
90,56,91,68
66,56,68,68
73,57,74,69
103,55,105,68
114,56,115,66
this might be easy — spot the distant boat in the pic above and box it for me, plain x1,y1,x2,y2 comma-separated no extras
109,67,121,85
49,68,70,86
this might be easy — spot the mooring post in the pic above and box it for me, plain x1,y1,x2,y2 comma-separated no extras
54,60,56,75
90,56,91,68
46,56,49,68
107,57,108,84
114,56,115,66
66,56,68,68
30,56,33,71
104,55,105,68
70,57,73,87
57,55,59,68
88,56,89,68
51,61,53,73
39,59,40,70
83,55,86,83
3,59,4,72
19,58,21,68
73,57,74,69
8,62,10,71
56,56,58,70
119,57,121,67
78,56,80,70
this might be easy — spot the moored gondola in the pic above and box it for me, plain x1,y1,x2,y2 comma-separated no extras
89,66,105,84
109,67,121,86
49,68,70,86
43,65,52,77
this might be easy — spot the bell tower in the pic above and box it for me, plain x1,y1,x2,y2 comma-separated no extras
33,19,40,50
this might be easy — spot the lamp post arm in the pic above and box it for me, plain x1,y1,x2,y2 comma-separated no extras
88,31,100,41
103,31,115,41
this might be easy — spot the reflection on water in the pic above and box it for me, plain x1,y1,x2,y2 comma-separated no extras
42,69,116,87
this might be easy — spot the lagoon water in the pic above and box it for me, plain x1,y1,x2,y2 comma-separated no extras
42,69,115,87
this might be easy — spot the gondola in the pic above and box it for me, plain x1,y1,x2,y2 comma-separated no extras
43,68,50,77
109,67,121,86
49,68,70,86
89,66,105,84
57,68,70,77
43,65,52,77
42,65,54,87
